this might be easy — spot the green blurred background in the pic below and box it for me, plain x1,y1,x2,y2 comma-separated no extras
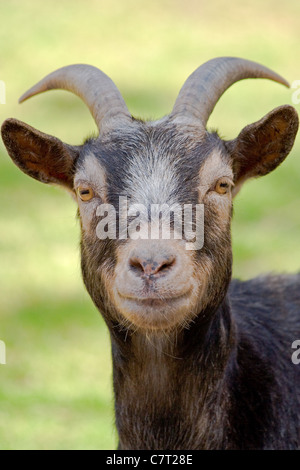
0,0,299,450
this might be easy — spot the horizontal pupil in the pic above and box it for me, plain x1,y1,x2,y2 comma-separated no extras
220,183,228,187
80,190,90,195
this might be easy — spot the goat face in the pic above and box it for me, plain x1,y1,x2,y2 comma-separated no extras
1,58,298,332
76,122,233,331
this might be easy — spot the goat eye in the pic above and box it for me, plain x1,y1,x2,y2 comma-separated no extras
77,186,94,201
214,178,232,195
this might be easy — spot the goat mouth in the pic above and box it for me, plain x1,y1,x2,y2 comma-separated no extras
113,288,197,330
117,290,192,305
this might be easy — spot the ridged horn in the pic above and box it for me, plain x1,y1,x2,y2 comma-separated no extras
19,64,131,131
170,57,289,127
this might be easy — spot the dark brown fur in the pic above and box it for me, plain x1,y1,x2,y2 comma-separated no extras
1,83,300,450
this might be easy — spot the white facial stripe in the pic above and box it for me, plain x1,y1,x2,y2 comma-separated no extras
75,153,108,234
198,150,233,196
74,153,107,196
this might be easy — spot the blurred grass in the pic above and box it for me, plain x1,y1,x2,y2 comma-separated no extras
0,0,300,450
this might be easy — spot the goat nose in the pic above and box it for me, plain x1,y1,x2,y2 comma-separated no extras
129,254,176,278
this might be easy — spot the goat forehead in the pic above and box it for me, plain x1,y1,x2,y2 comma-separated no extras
77,124,229,204
123,149,183,206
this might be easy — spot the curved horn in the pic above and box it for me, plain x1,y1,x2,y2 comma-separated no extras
19,64,131,131
170,57,289,127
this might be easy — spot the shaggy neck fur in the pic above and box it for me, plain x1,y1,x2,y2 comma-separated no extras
109,297,237,450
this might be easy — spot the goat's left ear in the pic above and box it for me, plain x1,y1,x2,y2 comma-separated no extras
1,118,80,191
227,105,299,195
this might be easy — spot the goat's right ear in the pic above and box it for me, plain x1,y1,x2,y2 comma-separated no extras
1,118,79,190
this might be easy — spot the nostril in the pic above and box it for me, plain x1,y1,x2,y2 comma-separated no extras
128,255,176,277
129,257,145,275
159,257,176,273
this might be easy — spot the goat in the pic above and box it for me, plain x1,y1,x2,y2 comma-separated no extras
2,57,300,450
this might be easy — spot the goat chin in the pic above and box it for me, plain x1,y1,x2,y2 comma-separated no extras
111,284,201,331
